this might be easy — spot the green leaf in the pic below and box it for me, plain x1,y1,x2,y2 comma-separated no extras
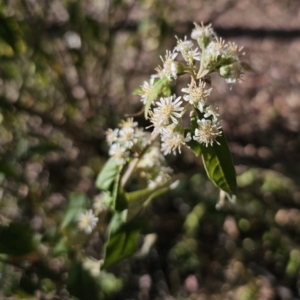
60,193,89,229
144,77,169,118
67,262,100,300
102,214,139,269
0,223,36,256
95,157,120,192
189,109,236,195
200,131,237,195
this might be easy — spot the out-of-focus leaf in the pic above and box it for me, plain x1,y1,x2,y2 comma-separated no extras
0,15,23,53
102,213,140,269
0,60,21,79
95,157,120,192
126,186,168,221
0,223,36,256
0,160,16,178
144,77,169,118
60,193,89,229
67,262,100,300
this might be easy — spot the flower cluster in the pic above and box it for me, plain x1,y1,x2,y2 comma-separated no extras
106,118,173,189
106,118,151,166
137,22,247,155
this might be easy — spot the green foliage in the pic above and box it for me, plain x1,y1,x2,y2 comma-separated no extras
0,223,36,256
188,113,237,195
102,213,140,269
66,262,100,300
96,158,120,192
60,193,90,229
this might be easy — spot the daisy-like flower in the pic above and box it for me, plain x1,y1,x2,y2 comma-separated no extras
119,127,138,149
175,36,194,52
154,50,179,80
109,143,129,165
181,80,212,112
225,42,245,61
175,36,200,66
134,128,152,149
106,128,119,145
193,119,222,147
137,146,164,169
140,79,155,105
191,22,215,40
204,104,220,121
205,38,227,60
119,117,138,129
77,209,98,234
160,127,191,155
153,95,184,127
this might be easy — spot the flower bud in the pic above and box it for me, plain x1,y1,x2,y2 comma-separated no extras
219,62,242,83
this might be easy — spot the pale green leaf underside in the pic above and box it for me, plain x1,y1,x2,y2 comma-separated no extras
144,77,169,118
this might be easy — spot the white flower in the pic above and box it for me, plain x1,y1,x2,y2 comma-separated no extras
219,62,243,84
191,23,215,40
175,36,201,66
204,104,220,120
119,127,138,149
193,119,222,147
225,42,245,61
149,95,183,134
175,36,194,52
154,50,179,80
106,128,119,145
109,143,128,165
181,80,212,112
134,128,151,149
140,79,155,105
160,127,191,155
137,146,164,169
78,210,98,234
119,117,138,129
205,38,227,59
148,166,173,189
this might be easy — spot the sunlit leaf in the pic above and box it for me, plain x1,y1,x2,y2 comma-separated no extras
200,131,237,195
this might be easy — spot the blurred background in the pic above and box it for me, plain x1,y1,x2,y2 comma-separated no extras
0,0,300,299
